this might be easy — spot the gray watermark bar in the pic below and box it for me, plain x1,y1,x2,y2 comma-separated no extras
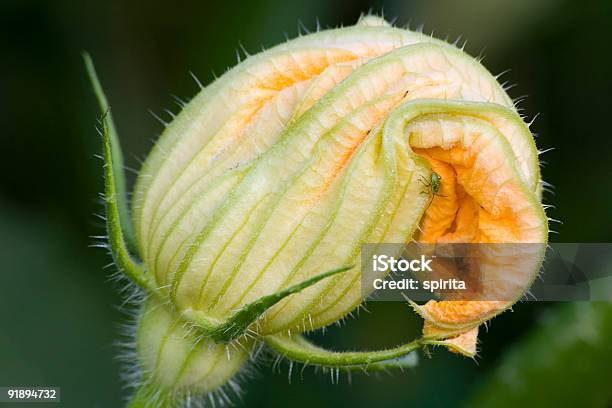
0,387,60,403
361,243,612,301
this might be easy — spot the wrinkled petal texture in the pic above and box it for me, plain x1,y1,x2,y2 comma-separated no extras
132,17,547,337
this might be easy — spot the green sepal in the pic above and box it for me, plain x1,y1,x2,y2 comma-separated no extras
183,265,354,343
264,333,422,371
83,52,138,255
98,106,152,291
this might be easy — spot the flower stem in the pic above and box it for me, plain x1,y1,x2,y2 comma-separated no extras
264,333,423,368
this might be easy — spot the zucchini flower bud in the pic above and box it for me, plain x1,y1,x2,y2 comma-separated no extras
86,14,547,406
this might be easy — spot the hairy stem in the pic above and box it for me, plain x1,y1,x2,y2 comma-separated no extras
83,52,138,254
265,333,423,368
100,110,153,291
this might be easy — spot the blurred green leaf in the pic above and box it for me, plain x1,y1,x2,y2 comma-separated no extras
0,202,123,407
471,301,612,407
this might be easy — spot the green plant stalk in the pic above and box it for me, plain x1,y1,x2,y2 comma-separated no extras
83,52,138,254
265,333,422,368
99,109,152,291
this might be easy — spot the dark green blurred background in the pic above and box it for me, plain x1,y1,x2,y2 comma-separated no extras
1,0,611,407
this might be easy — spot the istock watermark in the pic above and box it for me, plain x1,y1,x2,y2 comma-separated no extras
361,243,612,302
371,253,468,292
372,254,434,272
